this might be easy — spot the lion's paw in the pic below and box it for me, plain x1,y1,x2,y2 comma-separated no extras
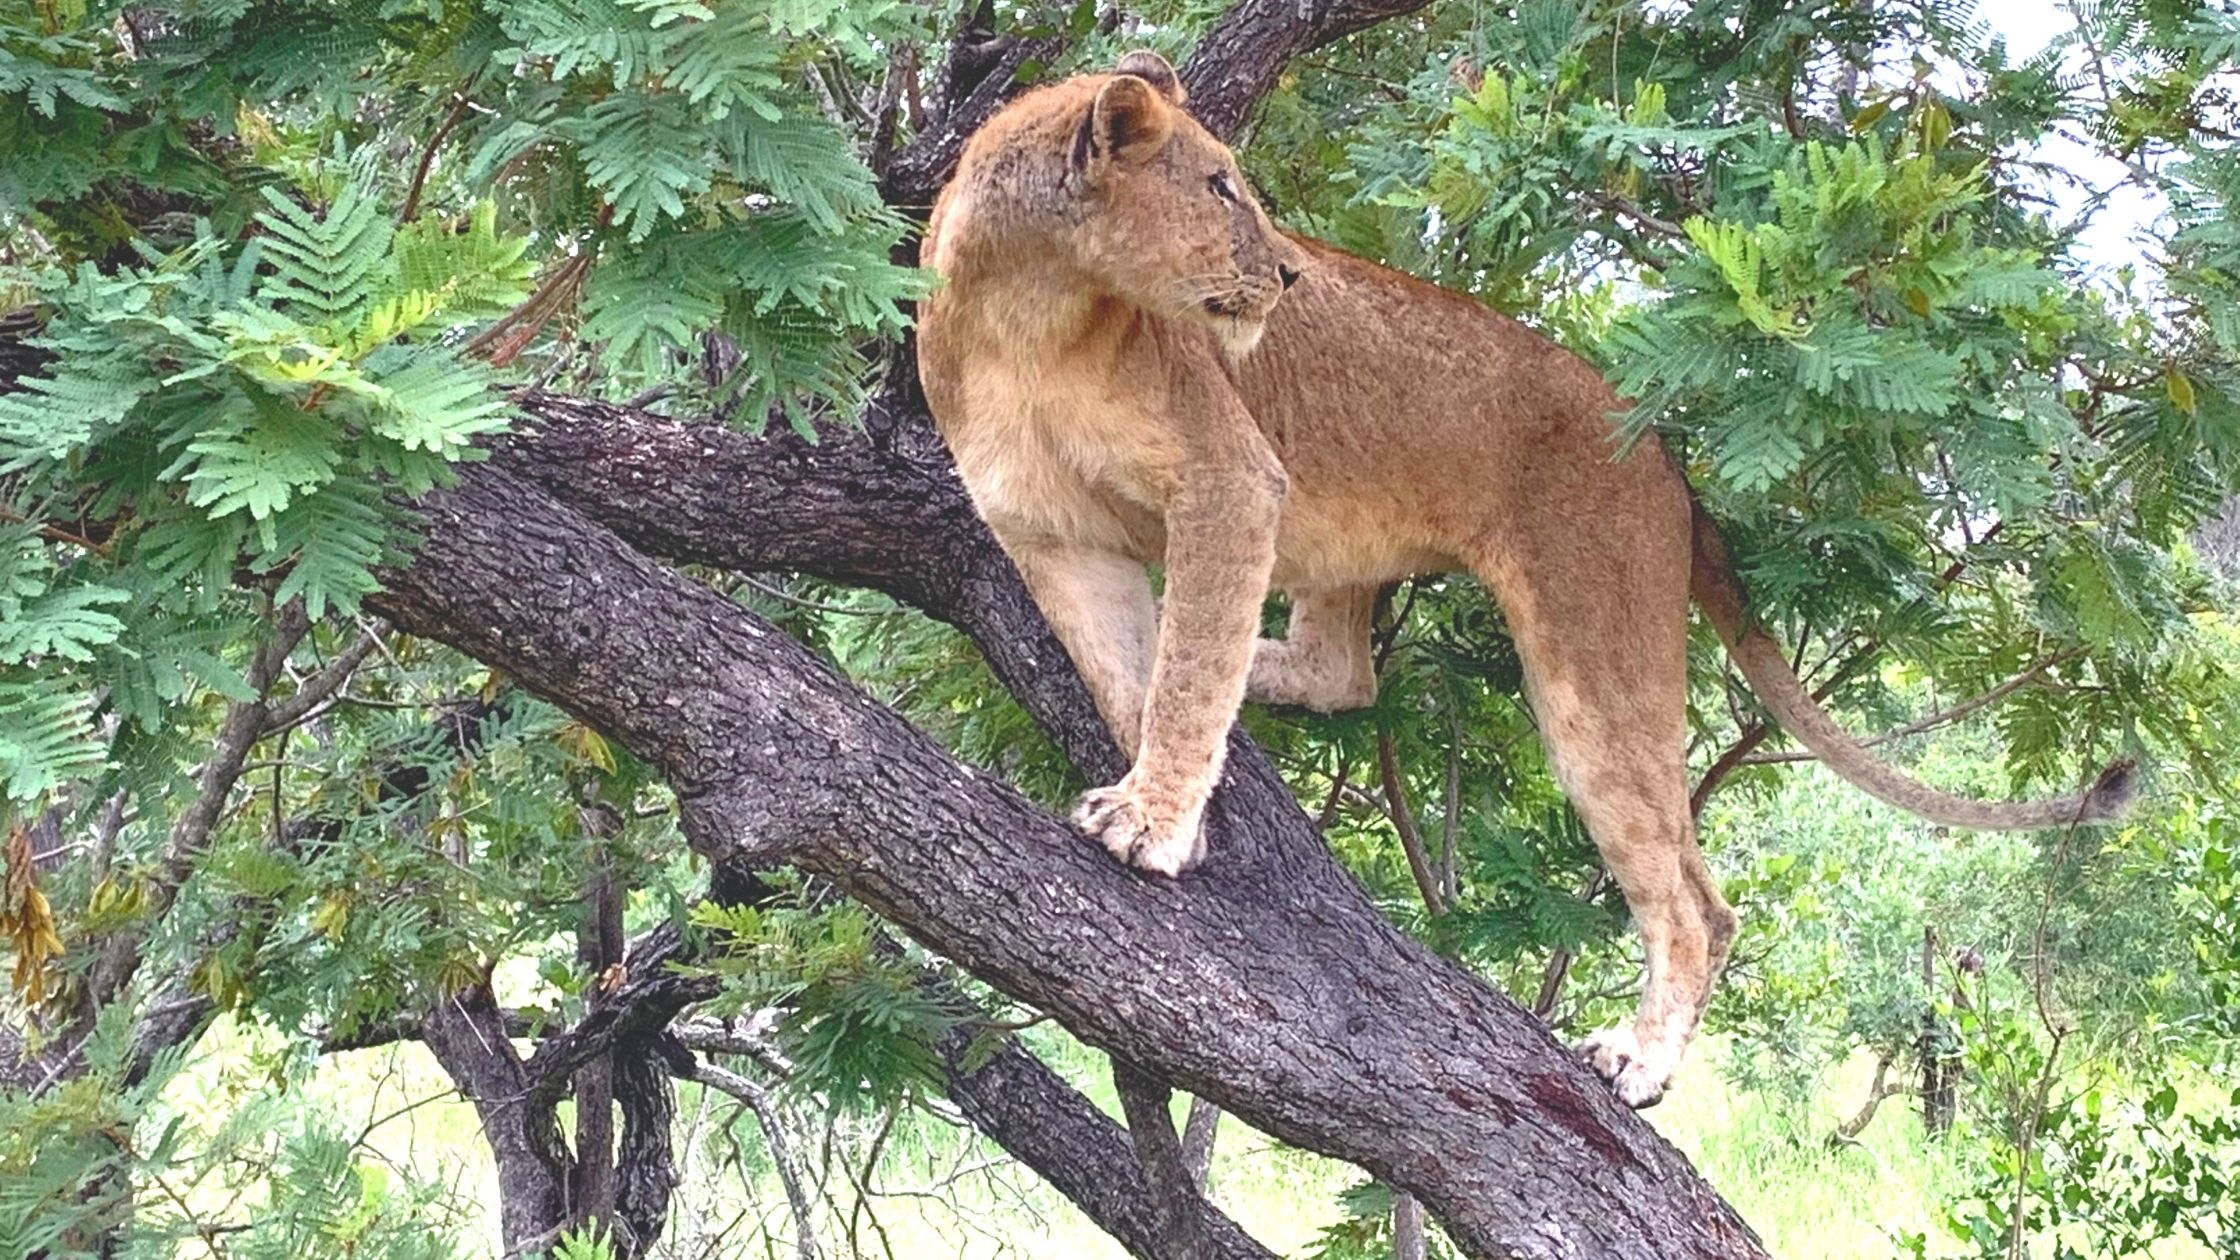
1072,784,1204,877
1578,1025,1671,1109
1611,1060,1669,1110
1578,1024,1637,1080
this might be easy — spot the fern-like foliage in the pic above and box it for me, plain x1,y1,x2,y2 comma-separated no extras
475,0,928,402
0,159,540,810
255,183,395,329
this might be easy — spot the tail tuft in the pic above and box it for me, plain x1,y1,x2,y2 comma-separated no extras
2078,758,2139,824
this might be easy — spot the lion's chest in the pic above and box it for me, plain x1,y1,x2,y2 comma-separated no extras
940,366,1170,560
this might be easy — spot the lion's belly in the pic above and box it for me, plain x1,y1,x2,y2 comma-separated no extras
943,409,1445,587
1271,488,1454,590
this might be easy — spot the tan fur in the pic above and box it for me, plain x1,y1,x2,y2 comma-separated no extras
916,54,2133,1107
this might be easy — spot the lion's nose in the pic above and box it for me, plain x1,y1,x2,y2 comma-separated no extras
1277,263,1302,290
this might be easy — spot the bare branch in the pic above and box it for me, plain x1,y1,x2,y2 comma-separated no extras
1377,731,1450,917
690,1057,823,1260
261,627,385,734
1112,1059,1215,1260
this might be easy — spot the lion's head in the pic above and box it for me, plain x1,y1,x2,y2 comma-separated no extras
941,51,1308,356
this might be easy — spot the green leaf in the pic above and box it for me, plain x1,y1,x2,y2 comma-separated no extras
0,357,151,472
176,386,341,522
0,678,105,805
720,112,877,234
366,352,512,456
573,90,711,241
257,482,391,619
0,582,128,664
254,182,396,328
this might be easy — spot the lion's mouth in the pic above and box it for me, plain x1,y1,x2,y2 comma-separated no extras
1201,279,1283,318
1200,285,1280,319
1184,280,1281,358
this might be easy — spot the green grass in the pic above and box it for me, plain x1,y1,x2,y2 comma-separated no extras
1652,1038,1970,1260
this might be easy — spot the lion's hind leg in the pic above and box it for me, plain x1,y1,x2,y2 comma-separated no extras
1474,540,1736,1108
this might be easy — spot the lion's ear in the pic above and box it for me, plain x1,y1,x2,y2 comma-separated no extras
1114,50,1185,105
1072,73,1173,174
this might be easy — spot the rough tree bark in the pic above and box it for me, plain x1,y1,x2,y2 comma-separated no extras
610,1031,687,1257
368,442,1766,1259
419,980,577,1256
1182,1096,1222,1189
571,825,624,1243
1111,1059,1215,1260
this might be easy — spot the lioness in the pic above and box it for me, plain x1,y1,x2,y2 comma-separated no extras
916,51,2133,1106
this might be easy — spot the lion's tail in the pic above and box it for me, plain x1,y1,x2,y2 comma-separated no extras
1688,500,2135,830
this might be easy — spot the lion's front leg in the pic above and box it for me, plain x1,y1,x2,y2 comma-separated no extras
1075,463,1283,876
1006,541,1158,758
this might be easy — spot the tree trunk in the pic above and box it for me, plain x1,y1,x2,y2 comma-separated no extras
420,979,576,1255
1394,1191,1428,1260
572,844,624,1238
611,1032,687,1259
1920,927,1957,1138
369,444,1767,1259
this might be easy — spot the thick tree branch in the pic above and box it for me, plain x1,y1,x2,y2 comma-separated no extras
1180,0,1437,139
878,0,1437,205
1181,1096,1222,1190
519,921,718,1102
883,28,1067,206
369,456,1765,1259
937,1031,1274,1260
610,1030,688,1259
420,978,576,1256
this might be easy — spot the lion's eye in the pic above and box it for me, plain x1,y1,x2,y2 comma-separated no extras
1208,171,1238,203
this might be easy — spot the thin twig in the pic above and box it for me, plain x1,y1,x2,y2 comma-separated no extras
2007,796,2094,1260
398,78,478,224
733,573,905,617
689,1058,821,1260
1314,754,1352,832
1376,731,1449,917
261,628,385,734
463,252,592,363
0,503,109,554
